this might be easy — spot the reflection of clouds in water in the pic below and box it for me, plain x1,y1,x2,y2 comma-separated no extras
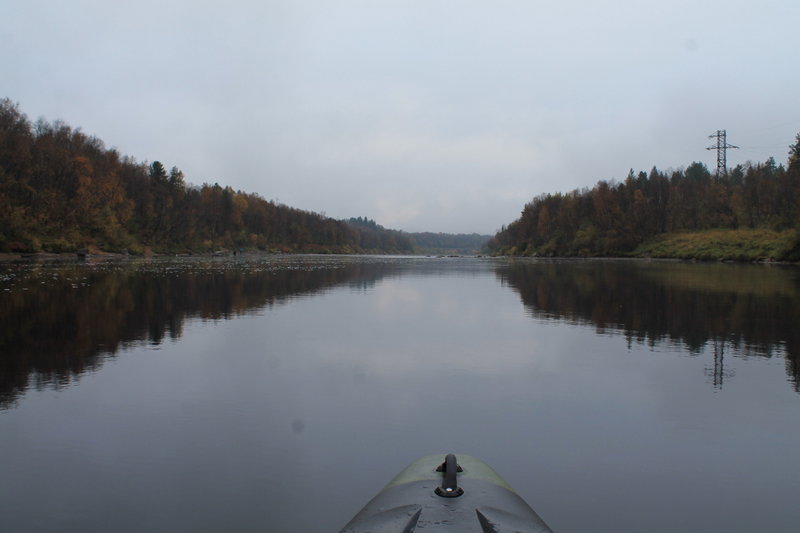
336,277,569,379
371,278,423,314
362,342,560,379
351,365,368,384
364,277,559,377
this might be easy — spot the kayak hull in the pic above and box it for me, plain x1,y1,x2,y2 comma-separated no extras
339,454,555,533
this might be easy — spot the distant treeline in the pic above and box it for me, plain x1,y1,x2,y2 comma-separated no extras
0,98,413,254
348,217,490,254
488,135,800,260
408,232,490,255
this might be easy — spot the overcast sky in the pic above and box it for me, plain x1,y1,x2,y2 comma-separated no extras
4,1,799,234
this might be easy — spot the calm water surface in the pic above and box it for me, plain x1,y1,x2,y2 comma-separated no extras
1,256,799,532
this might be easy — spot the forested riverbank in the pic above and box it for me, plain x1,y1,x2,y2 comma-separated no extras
0,99,414,255
4,96,798,261
488,134,800,262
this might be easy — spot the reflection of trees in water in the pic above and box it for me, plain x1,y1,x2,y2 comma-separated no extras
495,260,800,391
0,259,399,409
4,257,797,408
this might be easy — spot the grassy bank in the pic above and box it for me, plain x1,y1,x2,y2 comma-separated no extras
632,228,800,262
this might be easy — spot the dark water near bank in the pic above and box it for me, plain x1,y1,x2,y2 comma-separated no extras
1,256,799,533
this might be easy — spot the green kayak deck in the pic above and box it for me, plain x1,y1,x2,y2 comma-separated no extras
339,453,555,532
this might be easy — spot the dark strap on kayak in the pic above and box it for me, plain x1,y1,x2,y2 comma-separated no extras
435,453,464,498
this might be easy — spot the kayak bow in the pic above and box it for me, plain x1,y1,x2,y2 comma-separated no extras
339,453,555,532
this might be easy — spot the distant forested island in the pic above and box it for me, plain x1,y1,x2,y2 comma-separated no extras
0,99,488,256
489,134,800,261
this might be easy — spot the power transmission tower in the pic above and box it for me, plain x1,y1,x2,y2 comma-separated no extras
706,130,738,176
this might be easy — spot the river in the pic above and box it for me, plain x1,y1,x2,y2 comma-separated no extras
1,255,798,532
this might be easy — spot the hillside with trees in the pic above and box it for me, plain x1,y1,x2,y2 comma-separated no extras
488,135,800,261
407,232,490,255
0,98,413,255
347,217,490,255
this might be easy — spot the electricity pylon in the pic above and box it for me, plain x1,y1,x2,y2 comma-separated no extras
706,130,738,176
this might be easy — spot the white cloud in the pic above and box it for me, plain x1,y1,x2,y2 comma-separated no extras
322,132,541,170
375,194,424,229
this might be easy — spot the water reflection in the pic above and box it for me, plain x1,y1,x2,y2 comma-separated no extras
2,256,800,533
0,256,404,408
496,259,800,391
2,257,799,410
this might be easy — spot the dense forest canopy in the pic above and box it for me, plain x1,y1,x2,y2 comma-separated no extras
0,98,415,254
489,134,800,260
